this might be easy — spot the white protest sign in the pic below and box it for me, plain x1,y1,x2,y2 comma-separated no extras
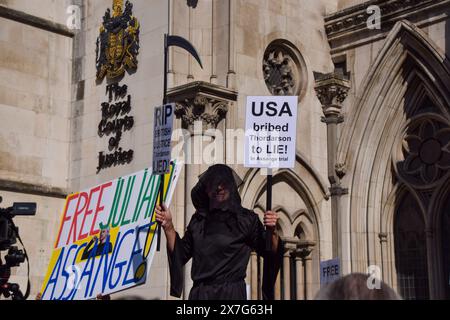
153,103,174,175
244,96,298,169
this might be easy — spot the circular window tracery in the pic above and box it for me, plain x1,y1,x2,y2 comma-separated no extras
263,40,307,98
400,116,450,186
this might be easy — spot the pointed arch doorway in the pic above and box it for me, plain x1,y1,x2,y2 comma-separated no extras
336,20,450,299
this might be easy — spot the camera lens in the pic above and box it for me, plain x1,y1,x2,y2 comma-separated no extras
5,247,25,267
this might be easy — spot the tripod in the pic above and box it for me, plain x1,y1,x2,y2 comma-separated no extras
0,196,33,300
0,258,25,300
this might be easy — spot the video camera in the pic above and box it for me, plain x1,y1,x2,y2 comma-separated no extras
0,196,36,300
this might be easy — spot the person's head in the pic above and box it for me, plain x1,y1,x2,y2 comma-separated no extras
192,164,243,214
99,228,110,244
314,273,401,300
204,174,232,204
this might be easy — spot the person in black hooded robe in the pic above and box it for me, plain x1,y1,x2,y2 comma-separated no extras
155,164,282,300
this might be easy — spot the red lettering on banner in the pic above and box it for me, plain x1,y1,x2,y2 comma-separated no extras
54,194,79,248
66,192,88,245
90,182,113,236
78,186,101,241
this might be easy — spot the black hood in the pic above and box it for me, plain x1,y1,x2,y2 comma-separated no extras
191,164,244,216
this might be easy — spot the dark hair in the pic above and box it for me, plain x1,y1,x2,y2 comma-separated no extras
315,273,401,300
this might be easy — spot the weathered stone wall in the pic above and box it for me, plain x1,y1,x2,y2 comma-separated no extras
338,0,367,10
0,16,72,190
0,0,72,298
0,0,71,25
69,0,171,300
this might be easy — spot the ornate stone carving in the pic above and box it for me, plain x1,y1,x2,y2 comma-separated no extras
335,163,347,179
263,40,305,97
294,240,316,259
325,0,436,37
324,0,445,52
314,72,350,122
315,82,349,105
187,0,198,8
378,233,388,243
263,50,296,95
175,99,229,131
400,115,450,187
329,184,349,196
167,81,238,133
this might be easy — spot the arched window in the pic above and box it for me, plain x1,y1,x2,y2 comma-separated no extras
394,193,429,300
295,224,305,240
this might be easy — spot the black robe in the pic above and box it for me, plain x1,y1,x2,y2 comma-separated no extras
167,164,282,300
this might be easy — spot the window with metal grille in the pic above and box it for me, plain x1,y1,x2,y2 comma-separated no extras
394,193,430,300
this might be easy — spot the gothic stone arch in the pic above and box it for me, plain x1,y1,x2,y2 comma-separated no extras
240,153,329,299
337,20,450,299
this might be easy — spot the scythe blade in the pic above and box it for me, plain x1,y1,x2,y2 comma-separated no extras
166,35,203,69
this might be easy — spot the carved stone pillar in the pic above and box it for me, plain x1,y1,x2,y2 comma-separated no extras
305,257,313,299
379,232,388,282
275,269,281,300
314,72,350,260
295,256,303,300
279,241,295,300
295,241,315,300
167,81,237,299
174,96,229,133
283,252,291,300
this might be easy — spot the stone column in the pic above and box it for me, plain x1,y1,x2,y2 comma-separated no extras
305,257,313,299
314,72,350,259
379,232,388,282
168,81,237,299
283,252,291,300
226,0,236,89
295,256,304,300
168,0,174,87
275,270,281,300
187,5,194,82
296,242,314,300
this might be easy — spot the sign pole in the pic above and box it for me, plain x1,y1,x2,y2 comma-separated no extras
156,34,169,252
266,169,273,252
163,34,169,106
157,165,165,252
264,169,274,300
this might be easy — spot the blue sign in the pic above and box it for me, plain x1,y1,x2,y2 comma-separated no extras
320,258,341,286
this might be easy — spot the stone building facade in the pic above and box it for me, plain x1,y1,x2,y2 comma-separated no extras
0,0,449,300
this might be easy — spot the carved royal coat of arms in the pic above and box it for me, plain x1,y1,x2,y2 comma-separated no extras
96,0,140,82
